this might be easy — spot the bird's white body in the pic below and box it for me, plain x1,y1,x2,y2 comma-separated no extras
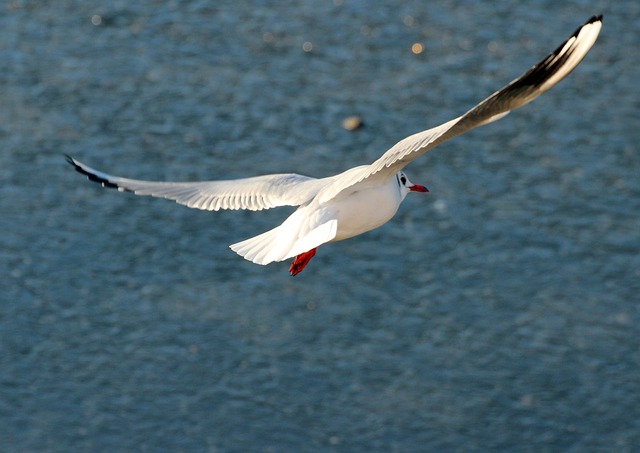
228,166,419,269
329,173,405,242
67,16,602,275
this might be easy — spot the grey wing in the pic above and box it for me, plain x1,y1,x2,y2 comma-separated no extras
324,15,602,201
66,155,327,211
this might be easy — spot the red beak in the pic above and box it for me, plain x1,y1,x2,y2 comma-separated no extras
409,184,429,193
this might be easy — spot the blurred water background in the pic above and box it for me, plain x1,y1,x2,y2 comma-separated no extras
1,1,639,451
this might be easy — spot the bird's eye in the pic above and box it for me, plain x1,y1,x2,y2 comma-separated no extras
400,176,407,185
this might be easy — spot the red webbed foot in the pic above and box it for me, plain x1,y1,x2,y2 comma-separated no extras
289,248,317,276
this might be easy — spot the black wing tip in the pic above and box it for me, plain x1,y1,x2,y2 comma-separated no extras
565,15,602,41
64,154,121,190
566,15,603,42
65,154,86,175
589,14,603,24
64,154,81,171
519,14,601,86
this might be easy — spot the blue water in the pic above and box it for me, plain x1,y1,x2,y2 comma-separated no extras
1,1,639,451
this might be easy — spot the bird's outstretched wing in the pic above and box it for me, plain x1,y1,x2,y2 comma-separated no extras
66,155,327,211
324,15,602,201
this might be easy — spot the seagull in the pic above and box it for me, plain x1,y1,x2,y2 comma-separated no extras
67,16,602,276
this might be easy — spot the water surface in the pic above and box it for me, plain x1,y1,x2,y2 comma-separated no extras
1,1,638,451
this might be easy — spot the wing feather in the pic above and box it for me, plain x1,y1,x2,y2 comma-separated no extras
323,15,602,201
66,155,326,211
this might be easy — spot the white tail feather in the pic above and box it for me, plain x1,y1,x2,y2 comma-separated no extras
229,226,285,265
230,219,337,265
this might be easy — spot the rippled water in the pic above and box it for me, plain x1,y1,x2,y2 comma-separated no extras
2,1,639,451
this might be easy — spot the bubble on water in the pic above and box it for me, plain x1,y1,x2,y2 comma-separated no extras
411,42,424,54
433,199,448,213
262,32,274,43
342,116,363,131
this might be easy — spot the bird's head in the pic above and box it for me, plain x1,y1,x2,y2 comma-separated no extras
396,171,428,200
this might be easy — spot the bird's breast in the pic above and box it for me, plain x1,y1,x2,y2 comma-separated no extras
329,182,402,242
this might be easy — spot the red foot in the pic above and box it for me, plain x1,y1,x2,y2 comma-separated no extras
289,248,317,276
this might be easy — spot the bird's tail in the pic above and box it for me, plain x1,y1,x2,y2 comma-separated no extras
230,214,337,266
230,225,288,265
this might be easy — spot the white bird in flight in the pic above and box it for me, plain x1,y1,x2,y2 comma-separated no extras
68,16,602,275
